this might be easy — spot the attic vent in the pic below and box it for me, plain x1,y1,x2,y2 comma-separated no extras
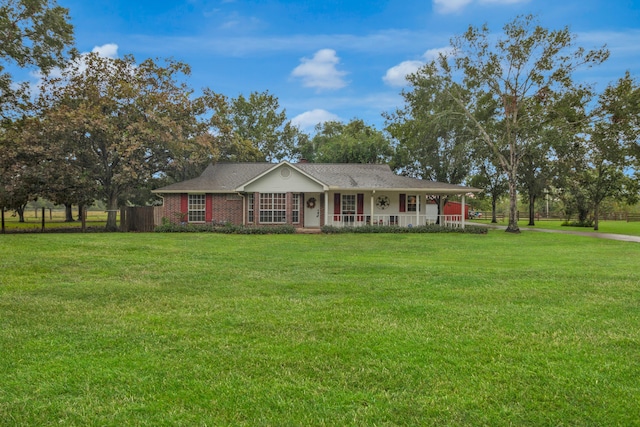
280,167,291,179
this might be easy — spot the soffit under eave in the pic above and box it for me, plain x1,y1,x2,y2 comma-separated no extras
151,190,236,194
325,187,481,194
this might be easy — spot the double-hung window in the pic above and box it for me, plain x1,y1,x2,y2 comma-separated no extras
342,194,356,223
292,194,300,224
188,194,206,222
247,194,255,223
407,195,417,212
259,193,286,223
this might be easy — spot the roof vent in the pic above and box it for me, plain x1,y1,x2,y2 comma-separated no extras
280,167,291,179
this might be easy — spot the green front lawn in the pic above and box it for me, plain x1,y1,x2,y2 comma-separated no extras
1,232,639,426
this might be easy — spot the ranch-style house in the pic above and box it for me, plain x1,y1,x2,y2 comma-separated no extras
152,161,481,230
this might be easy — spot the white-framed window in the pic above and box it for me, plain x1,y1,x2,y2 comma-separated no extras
259,193,286,223
188,194,206,222
407,195,417,212
292,194,300,224
247,194,255,223
342,194,356,222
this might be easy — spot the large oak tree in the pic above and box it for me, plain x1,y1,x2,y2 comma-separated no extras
37,53,198,230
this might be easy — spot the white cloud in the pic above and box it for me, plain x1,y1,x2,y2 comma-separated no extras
383,47,452,87
423,47,453,61
291,109,341,130
91,43,119,59
382,60,423,87
433,0,528,14
291,49,348,91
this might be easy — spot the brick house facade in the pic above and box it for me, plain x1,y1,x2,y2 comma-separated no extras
153,162,479,229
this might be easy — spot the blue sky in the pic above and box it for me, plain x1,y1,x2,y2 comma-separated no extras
31,0,640,131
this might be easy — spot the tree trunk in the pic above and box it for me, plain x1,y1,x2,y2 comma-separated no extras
65,204,74,222
78,204,83,221
105,196,119,231
528,194,536,226
16,206,25,223
506,176,520,233
491,195,498,223
1,208,5,234
81,206,86,232
593,202,600,231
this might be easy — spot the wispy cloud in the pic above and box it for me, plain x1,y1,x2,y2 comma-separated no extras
291,49,348,91
433,0,529,14
129,29,432,57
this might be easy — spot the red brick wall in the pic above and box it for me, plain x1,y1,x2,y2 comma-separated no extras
159,192,313,226
159,193,243,225
160,194,186,224
210,194,243,225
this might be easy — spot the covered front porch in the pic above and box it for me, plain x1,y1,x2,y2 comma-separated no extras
326,213,465,228
322,191,470,229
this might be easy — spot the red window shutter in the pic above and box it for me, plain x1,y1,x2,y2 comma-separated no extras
181,194,188,216
399,194,406,213
334,193,341,221
205,194,213,222
357,193,364,221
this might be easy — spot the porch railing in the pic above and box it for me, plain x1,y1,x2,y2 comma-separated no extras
328,214,464,228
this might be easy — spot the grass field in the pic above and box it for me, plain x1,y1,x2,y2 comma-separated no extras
471,218,640,236
1,231,639,426
1,209,110,231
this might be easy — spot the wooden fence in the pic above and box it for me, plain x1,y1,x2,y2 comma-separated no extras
120,206,162,232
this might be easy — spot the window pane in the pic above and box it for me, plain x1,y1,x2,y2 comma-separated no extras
188,194,206,222
407,195,417,212
259,193,286,223
342,195,355,214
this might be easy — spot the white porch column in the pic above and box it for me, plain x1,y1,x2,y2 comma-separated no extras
370,192,375,225
461,194,466,229
416,195,420,226
324,192,329,226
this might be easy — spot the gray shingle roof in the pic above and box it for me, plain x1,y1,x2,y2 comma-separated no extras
153,162,480,194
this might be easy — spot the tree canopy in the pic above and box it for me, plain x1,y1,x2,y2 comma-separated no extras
36,53,198,230
400,15,609,232
297,119,393,164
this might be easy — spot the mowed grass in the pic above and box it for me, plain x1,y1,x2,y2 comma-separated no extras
471,218,640,236
1,232,639,426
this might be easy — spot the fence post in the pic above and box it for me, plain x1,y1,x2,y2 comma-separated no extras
120,207,125,231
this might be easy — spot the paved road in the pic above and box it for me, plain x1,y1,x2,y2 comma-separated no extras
478,223,640,243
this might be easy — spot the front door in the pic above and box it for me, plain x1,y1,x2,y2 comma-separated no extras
304,194,321,227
